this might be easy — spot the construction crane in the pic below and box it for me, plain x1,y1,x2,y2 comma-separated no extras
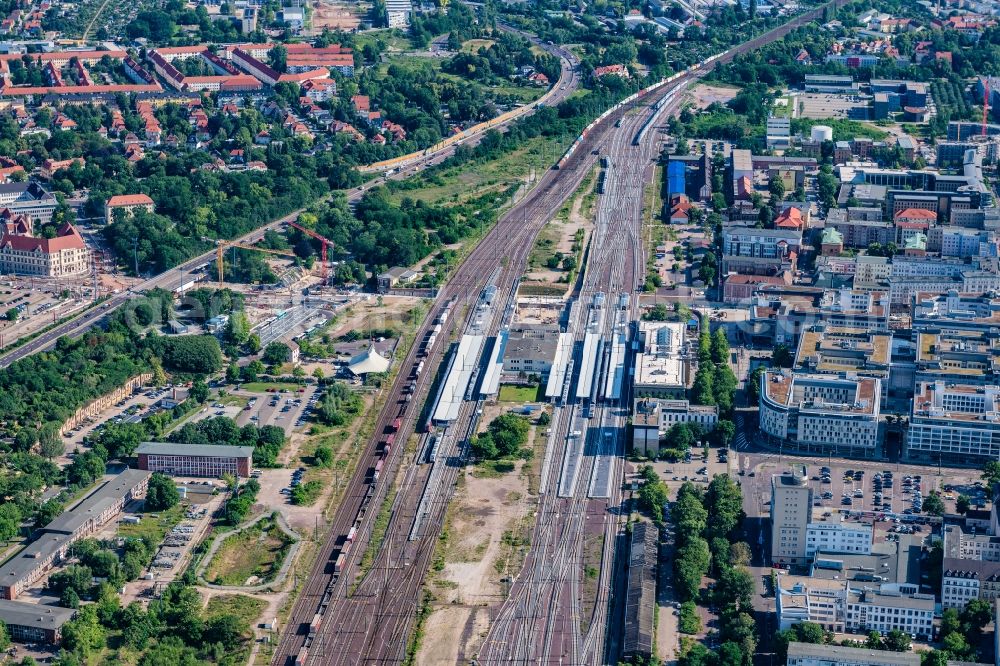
286,220,336,282
216,242,297,286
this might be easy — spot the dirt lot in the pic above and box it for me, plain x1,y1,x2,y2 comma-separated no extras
523,168,596,291
418,458,536,662
309,0,361,31
687,83,740,110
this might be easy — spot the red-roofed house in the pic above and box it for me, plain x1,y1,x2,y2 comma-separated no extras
592,64,630,79
774,207,805,230
105,193,154,223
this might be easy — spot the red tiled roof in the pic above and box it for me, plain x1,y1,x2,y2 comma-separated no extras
106,193,153,207
895,208,936,220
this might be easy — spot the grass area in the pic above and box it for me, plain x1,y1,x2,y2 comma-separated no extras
203,515,295,586
522,413,549,496
472,459,517,478
354,29,414,53
462,38,496,53
580,532,605,631
645,165,664,227
205,593,266,626
498,384,542,403
218,395,249,408
240,382,307,393
118,504,185,544
527,221,563,271
490,84,546,104
388,134,568,206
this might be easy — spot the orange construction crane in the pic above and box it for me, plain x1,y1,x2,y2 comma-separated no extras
287,220,336,282
216,242,297,286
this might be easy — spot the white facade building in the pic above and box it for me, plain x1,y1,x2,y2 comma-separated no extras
760,372,881,457
805,521,874,559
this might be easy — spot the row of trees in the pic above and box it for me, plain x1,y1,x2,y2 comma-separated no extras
692,321,738,417
671,476,754,666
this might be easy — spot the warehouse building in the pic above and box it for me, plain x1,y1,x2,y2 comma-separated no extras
623,522,657,660
137,442,253,478
0,469,150,600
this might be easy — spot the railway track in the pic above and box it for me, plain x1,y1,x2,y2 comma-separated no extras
273,2,851,663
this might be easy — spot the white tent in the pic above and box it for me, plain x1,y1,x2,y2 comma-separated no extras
348,345,390,376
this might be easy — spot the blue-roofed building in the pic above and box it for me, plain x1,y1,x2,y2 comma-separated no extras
667,160,686,197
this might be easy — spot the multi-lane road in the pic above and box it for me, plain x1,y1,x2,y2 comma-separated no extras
0,32,580,371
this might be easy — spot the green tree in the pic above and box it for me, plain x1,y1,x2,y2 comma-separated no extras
145,473,179,511
883,629,911,652
956,494,971,514
923,491,946,516
674,537,710,601
4,308,18,321
314,445,334,467
768,176,786,202
710,328,730,365
638,477,670,522
262,342,291,365
982,460,1000,487
226,311,250,345
772,344,793,368
713,420,736,447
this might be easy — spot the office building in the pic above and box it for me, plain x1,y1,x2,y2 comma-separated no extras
137,442,253,478
631,398,718,456
777,574,933,638
771,468,814,567
0,601,74,644
501,324,561,376
793,326,891,396
786,642,919,666
0,214,89,277
748,287,890,347
632,322,687,399
759,372,881,457
906,382,1000,463
0,182,57,224
105,193,154,223
767,115,792,149
805,519,874,559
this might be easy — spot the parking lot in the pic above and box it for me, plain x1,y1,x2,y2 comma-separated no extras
741,455,989,523
225,386,319,434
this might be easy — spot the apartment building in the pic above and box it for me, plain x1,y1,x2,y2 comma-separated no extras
0,601,74,645
941,524,1000,609
721,227,802,276
771,469,814,567
759,372,881,457
911,290,1000,334
906,382,1000,463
